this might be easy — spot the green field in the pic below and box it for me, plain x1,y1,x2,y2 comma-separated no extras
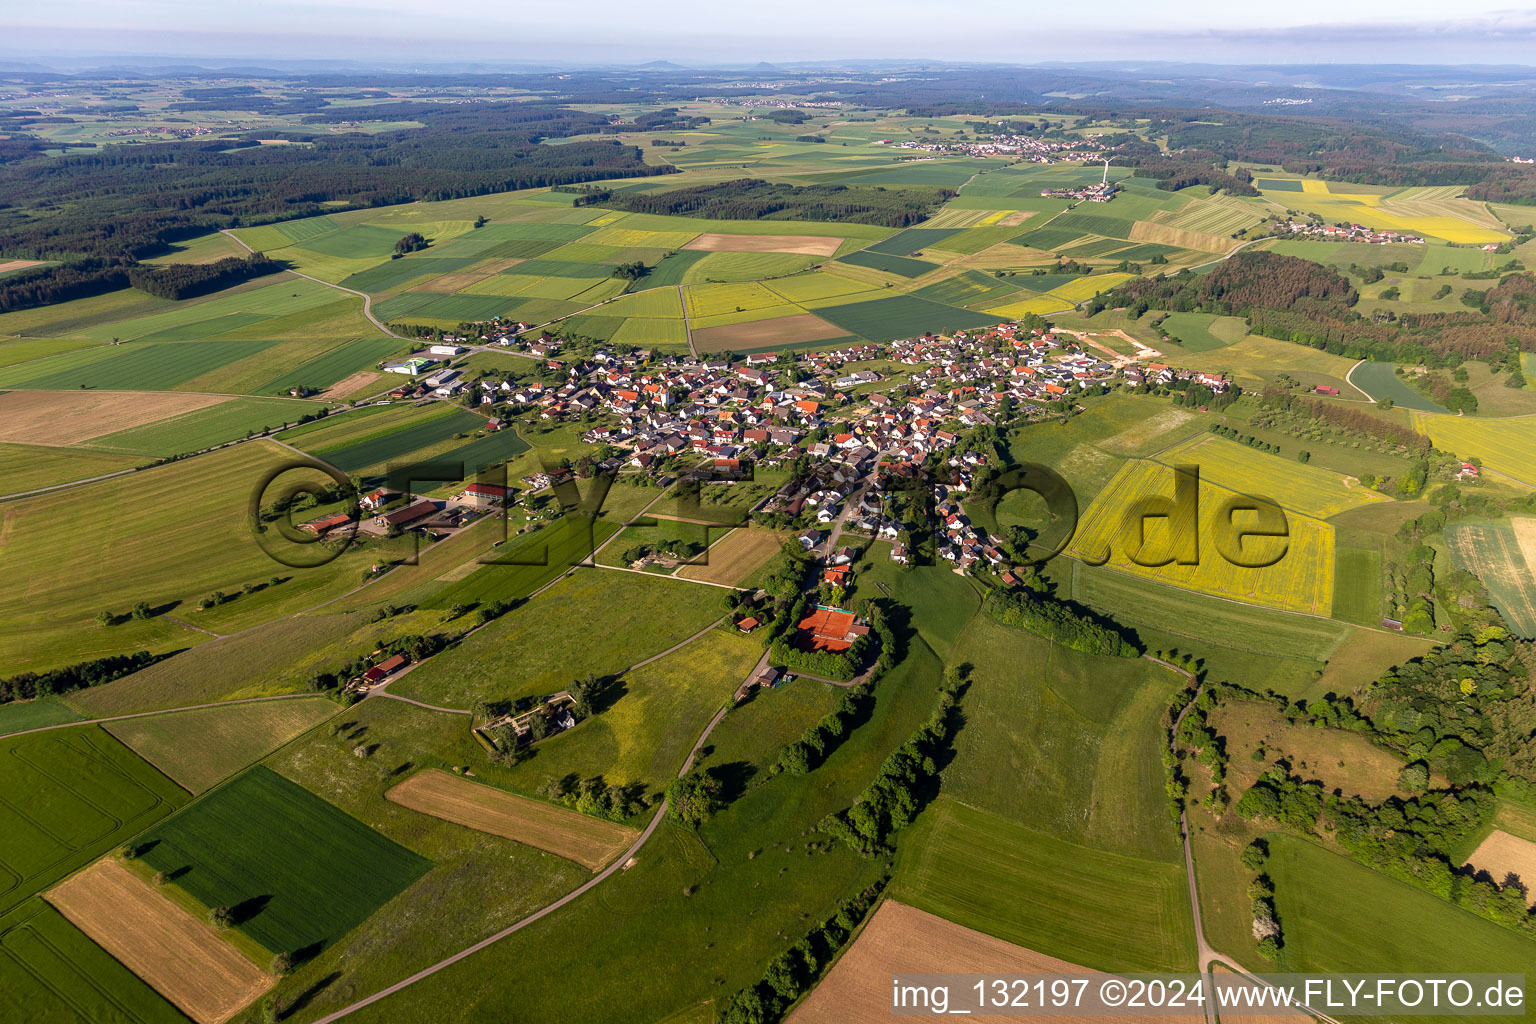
834,249,937,278
140,766,430,956
493,629,761,802
0,727,189,915
104,698,338,793
1270,836,1536,981
0,339,281,392
814,294,999,341
425,515,622,610
0,441,377,673
439,428,531,475
0,443,141,496
1350,361,1448,413
0,899,187,1024
83,397,328,457
256,337,403,396
912,270,1024,308
1069,563,1352,659
1159,312,1248,352
942,614,1182,861
395,569,726,706
308,406,485,473
894,798,1195,972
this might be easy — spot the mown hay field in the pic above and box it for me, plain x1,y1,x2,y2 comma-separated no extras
138,767,431,956
676,526,787,585
0,441,380,673
0,443,141,496
682,232,841,255
1463,831,1536,904
48,858,275,1024
0,390,227,446
1155,434,1388,519
386,770,635,871
1067,458,1336,615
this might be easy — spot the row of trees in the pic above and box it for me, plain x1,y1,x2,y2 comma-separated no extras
600,178,950,228
0,650,159,704
819,672,960,854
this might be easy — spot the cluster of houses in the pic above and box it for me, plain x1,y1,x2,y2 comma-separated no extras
875,133,1115,164
1276,221,1425,245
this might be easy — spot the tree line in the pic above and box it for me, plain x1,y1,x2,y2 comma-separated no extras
597,178,950,228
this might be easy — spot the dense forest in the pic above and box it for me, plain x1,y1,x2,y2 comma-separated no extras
127,253,283,300
1089,252,1536,362
0,101,673,261
598,178,950,227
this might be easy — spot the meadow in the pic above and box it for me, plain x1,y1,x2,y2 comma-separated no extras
0,727,189,916
273,588,945,1024
0,442,142,496
493,629,761,803
1067,458,1338,615
82,396,328,457
1269,836,1536,986
0,441,377,673
394,567,727,707
423,516,623,611
942,614,1181,862
139,766,431,956
893,798,1195,972
104,697,338,793
1158,312,1249,352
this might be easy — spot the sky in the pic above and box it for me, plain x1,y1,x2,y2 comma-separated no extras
6,0,1536,66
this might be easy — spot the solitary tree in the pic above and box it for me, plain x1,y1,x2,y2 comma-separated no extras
209,906,236,929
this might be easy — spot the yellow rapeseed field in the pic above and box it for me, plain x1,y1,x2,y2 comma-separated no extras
1067,459,1336,615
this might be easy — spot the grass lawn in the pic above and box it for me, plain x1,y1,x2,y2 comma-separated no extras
139,766,431,957
0,727,188,916
893,797,1195,972
104,697,338,793
394,569,727,707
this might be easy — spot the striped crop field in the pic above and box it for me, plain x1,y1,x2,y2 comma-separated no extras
1067,458,1337,615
